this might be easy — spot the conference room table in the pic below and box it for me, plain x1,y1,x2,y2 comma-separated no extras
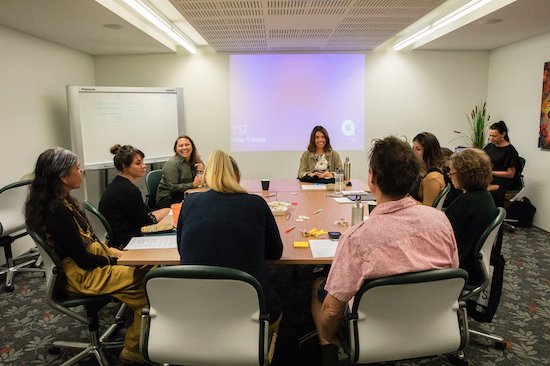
117,179,370,266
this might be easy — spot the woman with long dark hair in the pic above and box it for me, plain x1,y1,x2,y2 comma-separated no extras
156,135,204,208
409,132,446,206
483,121,520,206
298,126,342,178
99,144,170,249
25,147,148,365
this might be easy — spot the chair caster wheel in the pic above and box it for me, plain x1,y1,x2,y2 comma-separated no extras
5,285,14,293
49,347,61,355
495,340,506,350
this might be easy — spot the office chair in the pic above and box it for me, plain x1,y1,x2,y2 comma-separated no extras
460,207,507,350
0,180,43,292
347,268,469,365
27,228,127,366
141,265,272,366
504,157,526,232
145,169,163,209
432,182,451,210
82,200,113,245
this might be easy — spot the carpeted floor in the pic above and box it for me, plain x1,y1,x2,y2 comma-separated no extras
1,225,549,365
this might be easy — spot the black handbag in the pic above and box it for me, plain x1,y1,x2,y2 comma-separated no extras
506,197,536,227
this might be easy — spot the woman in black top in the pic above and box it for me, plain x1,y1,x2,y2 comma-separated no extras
483,121,520,206
445,148,498,287
25,147,148,364
177,150,283,360
409,132,446,206
99,145,169,249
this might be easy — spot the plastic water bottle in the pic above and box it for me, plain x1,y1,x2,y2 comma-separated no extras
351,197,364,226
335,169,344,192
344,157,351,181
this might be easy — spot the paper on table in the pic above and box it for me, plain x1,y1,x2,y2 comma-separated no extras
125,235,177,250
334,197,355,204
301,185,327,190
309,239,338,258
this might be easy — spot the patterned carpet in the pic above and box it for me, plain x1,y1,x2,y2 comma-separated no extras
1,226,549,366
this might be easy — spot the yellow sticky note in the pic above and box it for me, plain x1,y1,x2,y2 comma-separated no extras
294,241,309,248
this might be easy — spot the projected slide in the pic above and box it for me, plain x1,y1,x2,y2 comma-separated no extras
230,54,365,152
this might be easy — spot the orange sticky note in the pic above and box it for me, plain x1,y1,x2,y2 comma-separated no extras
294,241,309,248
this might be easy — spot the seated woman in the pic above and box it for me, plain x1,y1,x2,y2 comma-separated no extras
25,147,148,365
176,150,283,357
99,144,170,249
156,135,205,208
409,132,446,206
445,148,498,286
298,126,342,178
483,121,520,206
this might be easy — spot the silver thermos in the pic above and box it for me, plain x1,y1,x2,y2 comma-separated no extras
351,196,364,226
344,157,350,181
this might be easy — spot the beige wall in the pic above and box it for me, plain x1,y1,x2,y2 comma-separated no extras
94,48,490,185
488,32,550,231
0,25,95,263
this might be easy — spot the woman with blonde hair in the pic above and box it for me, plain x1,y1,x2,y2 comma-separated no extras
445,148,499,285
176,150,283,329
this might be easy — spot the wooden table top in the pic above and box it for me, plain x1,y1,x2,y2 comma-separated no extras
117,179,370,266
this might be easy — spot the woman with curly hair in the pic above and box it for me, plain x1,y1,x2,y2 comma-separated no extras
25,147,148,365
445,148,499,285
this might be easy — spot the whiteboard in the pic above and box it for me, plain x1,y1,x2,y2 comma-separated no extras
67,86,184,170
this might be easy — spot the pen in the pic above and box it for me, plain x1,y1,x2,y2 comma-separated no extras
265,194,276,198
286,226,295,233
313,209,322,215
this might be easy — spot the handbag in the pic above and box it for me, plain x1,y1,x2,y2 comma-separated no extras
506,197,536,227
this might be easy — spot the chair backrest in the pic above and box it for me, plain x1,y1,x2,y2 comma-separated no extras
432,183,451,210
462,207,506,297
82,200,113,242
145,170,163,209
348,268,469,365
0,180,32,237
141,265,269,366
507,157,526,200
26,227,91,324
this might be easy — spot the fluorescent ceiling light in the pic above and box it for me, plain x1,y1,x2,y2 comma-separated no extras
393,0,494,51
123,0,197,53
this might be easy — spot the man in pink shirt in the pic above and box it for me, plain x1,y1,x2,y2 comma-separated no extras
311,136,459,366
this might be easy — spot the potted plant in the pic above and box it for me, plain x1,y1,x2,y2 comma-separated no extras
453,101,491,148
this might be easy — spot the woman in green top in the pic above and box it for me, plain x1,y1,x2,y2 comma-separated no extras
156,135,204,208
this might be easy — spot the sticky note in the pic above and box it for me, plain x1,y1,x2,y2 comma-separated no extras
294,241,309,248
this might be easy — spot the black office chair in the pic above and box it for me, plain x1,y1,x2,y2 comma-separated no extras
460,207,507,350
141,265,273,366
27,228,127,366
82,200,113,245
347,268,469,365
504,157,526,231
145,169,163,209
0,180,43,292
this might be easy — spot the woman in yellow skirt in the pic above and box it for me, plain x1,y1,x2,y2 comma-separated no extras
25,147,147,365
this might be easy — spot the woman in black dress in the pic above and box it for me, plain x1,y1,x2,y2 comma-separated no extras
483,121,520,206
